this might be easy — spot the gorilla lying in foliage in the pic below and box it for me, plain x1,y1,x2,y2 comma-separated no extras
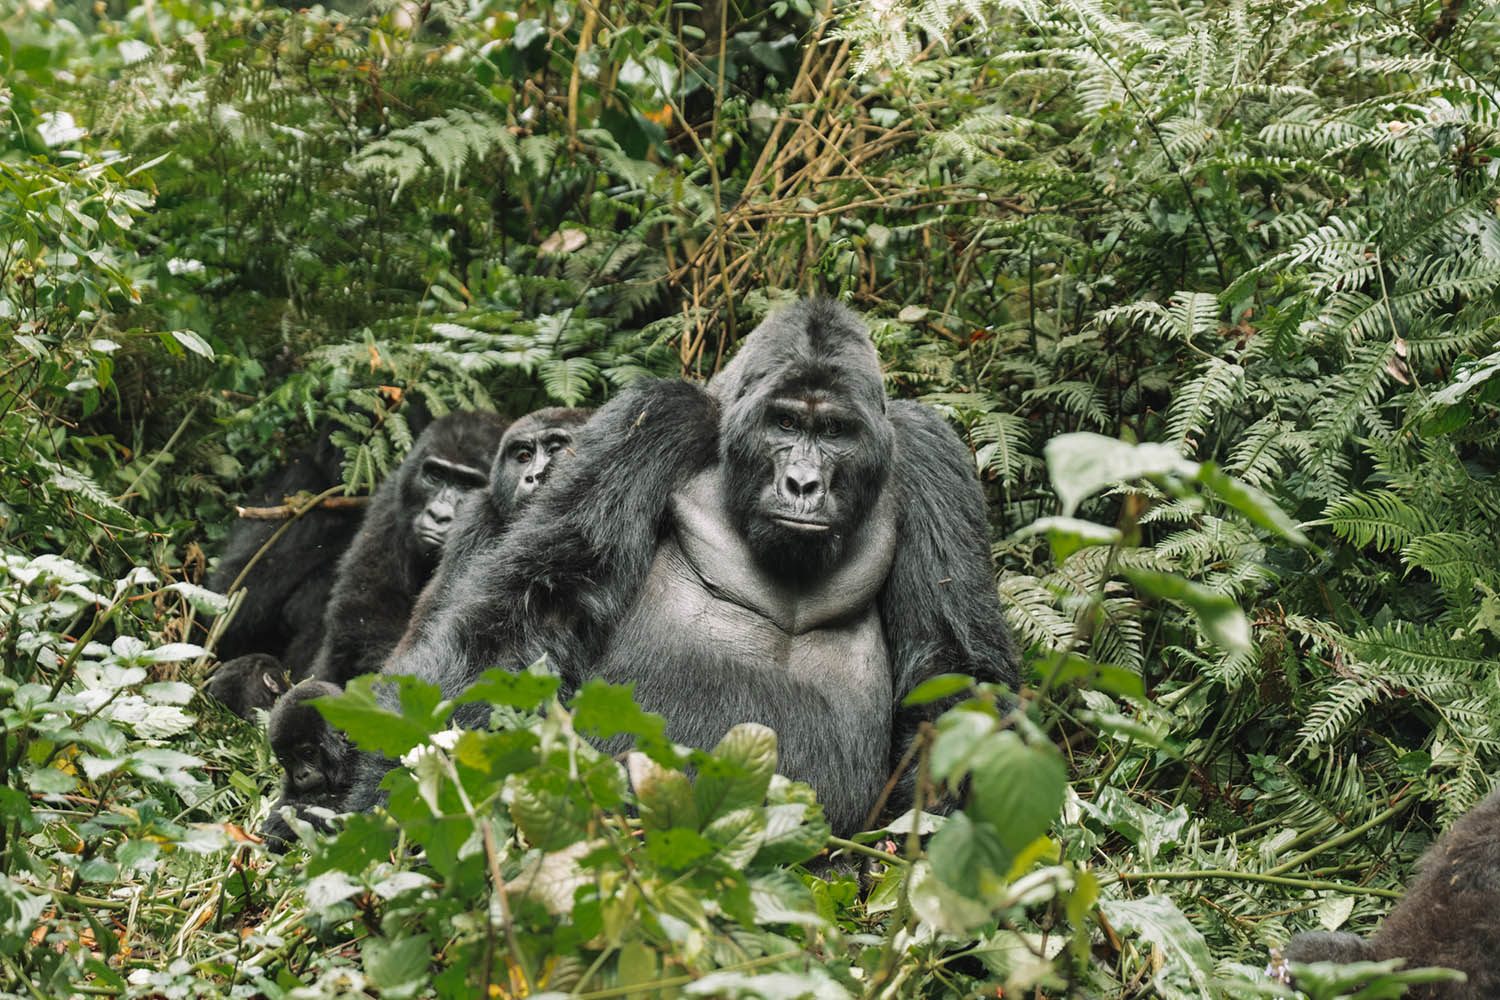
345,299,1020,836
1280,786,1500,999
261,408,586,845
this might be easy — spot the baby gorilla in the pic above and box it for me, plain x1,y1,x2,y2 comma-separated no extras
262,681,351,839
261,408,588,847
1281,787,1500,999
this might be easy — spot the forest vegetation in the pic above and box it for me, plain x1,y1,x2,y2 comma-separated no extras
1,0,1499,996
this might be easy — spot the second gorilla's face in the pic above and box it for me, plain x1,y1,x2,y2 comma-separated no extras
487,408,593,514
409,455,489,556
498,423,577,506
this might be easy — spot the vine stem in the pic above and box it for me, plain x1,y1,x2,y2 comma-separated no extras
1264,792,1413,877
1108,868,1399,898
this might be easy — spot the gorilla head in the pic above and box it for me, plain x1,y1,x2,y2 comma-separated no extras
491,408,592,511
262,679,351,845
401,415,503,562
713,300,895,579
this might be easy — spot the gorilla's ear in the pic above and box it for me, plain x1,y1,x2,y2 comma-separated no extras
262,671,287,696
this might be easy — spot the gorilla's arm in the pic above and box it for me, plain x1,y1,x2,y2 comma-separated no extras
878,401,1021,814
343,380,717,811
306,485,419,686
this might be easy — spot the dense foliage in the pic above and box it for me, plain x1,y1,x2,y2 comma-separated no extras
1,0,1498,996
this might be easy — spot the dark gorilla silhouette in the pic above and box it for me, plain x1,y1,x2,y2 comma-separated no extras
1281,787,1500,999
260,681,351,845
204,434,364,718
205,653,289,719
346,299,1020,836
262,409,583,846
305,410,507,687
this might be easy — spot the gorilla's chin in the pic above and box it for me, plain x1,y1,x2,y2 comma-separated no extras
414,525,446,554
746,517,846,580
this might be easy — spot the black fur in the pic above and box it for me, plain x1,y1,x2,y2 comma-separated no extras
434,407,591,573
260,680,351,847
204,435,361,716
1283,787,1500,999
204,653,288,718
305,411,506,687
347,300,1020,836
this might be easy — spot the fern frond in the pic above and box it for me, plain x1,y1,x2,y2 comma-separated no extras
1319,490,1431,552
1163,357,1243,456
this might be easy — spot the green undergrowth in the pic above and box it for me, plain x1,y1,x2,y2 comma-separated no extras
3,0,1500,996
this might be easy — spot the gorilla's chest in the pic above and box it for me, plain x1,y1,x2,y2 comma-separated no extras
600,467,895,735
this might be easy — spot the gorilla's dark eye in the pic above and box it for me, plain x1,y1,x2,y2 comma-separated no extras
515,450,533,464
777,415,796,431
824,420,844,437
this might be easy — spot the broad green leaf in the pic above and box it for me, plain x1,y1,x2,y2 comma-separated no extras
693,724,777,825
1042,653,1145,699
628,752,699,832
928,810,1011,897
903,673,974,706
1124,568,1251,654
361,934,431,1000
928,708,997,786
454,667,558,710
1045,433,1192,515
511,779,590,852
644,827,716,868
316,675,444,757
1098,896,1214,996
702,807,767,868
967,732,1067,855
1195,462,1308,546
752,802,830,867
570,679,667,744
1014,516,1124,561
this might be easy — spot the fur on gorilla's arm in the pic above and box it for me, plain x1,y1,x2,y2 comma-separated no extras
878,401,1021,815
342,379,718,811
307,483,421,686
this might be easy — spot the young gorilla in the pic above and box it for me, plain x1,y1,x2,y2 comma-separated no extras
262,679,351,837
261,409,586,846
1279,787,1500,999
346,299,1020,836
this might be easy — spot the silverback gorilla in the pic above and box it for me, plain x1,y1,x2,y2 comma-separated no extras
262,409,586,844
344,300,1020,836
1280,786,1500,999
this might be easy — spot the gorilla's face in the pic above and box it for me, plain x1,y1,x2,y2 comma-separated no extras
727,381,892,580
496,422,578,507
408,455,489,556
269,680,350,799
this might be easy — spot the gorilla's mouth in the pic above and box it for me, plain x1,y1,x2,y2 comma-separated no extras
415,524,447,551
772,515,831,533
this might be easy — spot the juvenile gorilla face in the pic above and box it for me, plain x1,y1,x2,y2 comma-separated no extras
268,680,350,803
492,409,590,509
407,454,489,556
262,679,351,846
